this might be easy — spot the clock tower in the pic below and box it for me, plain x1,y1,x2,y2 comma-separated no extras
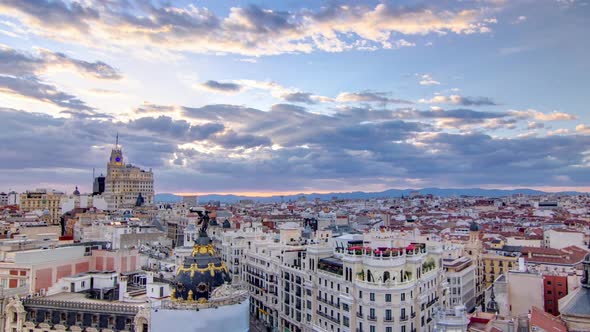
108,133,124,167
104,134,154,210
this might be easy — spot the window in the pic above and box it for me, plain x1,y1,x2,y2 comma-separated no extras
385,309,392,321
386,328,392,332
359,290,363,299
342,303,349,311
370,308,375,318
401,292,405,301
370,292,375,301
343,316,349,327
369,326,375,332
385,294,391,302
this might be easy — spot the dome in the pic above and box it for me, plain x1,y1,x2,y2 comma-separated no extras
469,221,479,232
73,186,80,196
222,219,231,228
172,233,231,302
210,217,219,226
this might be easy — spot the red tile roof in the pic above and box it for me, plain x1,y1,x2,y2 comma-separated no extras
530,306,567,332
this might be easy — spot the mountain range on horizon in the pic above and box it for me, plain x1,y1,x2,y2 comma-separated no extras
155,187,588,204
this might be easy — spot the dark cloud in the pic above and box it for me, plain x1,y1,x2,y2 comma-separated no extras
0,0,99,32
211,130,272,149
128,115,224,141
0,1,494,56
2,103,590,193
281,92,317,104
0,46,122,80
227,5,297,34
337,91,413,104
0,45,121,111
0,76,93,111
200,80,242,93
457,96,497,106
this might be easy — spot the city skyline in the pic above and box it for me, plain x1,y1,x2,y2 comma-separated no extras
0,0,589,195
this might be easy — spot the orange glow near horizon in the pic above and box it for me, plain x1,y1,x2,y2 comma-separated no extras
173,190,341,197
172,186,590,197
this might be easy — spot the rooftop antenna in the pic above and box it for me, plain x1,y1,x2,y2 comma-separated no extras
116,132,119,149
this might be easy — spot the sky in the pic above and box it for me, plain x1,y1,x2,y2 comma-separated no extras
0,0,589,195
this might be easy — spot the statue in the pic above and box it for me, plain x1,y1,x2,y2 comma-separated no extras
135,193,145,207
196,211,210,235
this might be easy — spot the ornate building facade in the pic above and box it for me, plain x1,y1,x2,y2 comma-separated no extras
104,138,154,210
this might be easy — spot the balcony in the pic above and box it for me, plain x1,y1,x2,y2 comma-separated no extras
316,296,340,308
355,277,417,290
367,315,377,321
317,310,340,324
400,315,408,322
384,316,394,322
356,312,363,319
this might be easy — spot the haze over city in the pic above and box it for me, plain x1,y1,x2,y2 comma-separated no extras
0,0,589,195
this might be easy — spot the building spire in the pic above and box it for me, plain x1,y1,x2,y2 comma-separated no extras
116,132,119,149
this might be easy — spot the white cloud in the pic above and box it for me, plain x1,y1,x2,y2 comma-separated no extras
576,124,590,134
418,74,440,85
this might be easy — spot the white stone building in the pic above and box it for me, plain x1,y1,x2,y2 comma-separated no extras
240,228,448,332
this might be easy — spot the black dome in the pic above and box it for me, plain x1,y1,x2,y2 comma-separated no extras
469,221,479,232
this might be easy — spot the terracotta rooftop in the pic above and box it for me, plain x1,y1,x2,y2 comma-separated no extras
530,306,567,332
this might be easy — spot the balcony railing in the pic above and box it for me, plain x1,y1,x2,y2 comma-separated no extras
316,296,340,308
317,310,340,324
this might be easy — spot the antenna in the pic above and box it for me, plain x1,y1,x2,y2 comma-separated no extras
116,132,119,149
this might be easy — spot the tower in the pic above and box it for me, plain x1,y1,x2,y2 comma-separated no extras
104,134,154,210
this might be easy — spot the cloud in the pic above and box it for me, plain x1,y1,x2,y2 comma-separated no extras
0,1,497,56
0,75,93,111
211,130,271,149
418,74,440,85
576,124,590,134
0,45,121,79
37,49,122,80
527,121,545,130
3,103,590,193
281,92,319,105
547,128,570,136
0,45,124,111
127,115,224,141
513,15,527,24
198,80,243,93
0,0,99,33
336,91,413,104
418,94,497,106
510,109,576,121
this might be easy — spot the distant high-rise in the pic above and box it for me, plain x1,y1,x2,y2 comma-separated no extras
104,135,154,209
93,174,105,195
